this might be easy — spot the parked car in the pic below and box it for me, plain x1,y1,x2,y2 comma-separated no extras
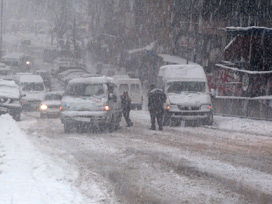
40,91,63,118
158,64,213,126
60,76,122,133
14,73,46,111
0,79,23,121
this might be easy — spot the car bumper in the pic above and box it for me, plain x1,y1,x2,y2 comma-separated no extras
167,110,212,121
60,111,111,125
40,108,60,117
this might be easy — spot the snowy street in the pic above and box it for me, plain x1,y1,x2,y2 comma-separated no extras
2,1,272,203
1,111,271,204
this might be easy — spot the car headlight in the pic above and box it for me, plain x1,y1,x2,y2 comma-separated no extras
201,104,212,110
40,104,48,110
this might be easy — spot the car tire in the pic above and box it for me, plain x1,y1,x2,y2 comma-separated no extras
205,114,213,126
64,123,72,133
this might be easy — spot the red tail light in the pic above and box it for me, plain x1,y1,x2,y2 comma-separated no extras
59,106,63,111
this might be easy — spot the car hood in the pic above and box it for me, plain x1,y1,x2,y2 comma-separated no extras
62,96,107,111
167,92,211,106
23,92,45,101
0,87,20,99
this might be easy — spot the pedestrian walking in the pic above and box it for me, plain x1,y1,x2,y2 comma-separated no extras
148,84,167,131
121,91,133,127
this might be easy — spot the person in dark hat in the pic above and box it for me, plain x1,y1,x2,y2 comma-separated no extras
147,84,167,131
121,91,133,127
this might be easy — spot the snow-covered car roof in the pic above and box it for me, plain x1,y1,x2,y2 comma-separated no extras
159,54,196,65
58,69,87,78
0,79,20,99
159,64,207,82
0,79,19,88
113,75,141,83
68,76,114,85
16,74,44,83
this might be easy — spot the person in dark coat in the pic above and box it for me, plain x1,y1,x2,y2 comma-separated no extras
148,85,167,131
121,91,133,127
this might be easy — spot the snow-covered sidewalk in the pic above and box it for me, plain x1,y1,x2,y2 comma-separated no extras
0,114,93,204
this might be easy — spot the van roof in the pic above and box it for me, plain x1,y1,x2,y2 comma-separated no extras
16,74,44,83
113,76,141,83
68,76,114,85
159,64,207,81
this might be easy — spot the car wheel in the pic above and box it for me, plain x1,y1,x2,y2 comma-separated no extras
64,123,72,133
89,125,100,134
106,123,114,133
205,114,213,126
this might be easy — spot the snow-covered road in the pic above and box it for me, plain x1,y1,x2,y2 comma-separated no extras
1,111,270,204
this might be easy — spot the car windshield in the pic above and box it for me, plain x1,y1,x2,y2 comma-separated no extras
66,83,106,97
22,82,45,91
45,94,62,100
166,81,206,93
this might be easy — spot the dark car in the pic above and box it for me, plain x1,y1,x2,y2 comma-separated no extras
0,79,23,121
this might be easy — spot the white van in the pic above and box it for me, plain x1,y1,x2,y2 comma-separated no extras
14,73,46,111
60,76,122,133
113,75,143,109
158,64,213,126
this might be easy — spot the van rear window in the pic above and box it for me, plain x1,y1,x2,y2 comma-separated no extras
130,84,140,92
120,84,129,93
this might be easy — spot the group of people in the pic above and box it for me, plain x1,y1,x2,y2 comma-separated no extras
120,84,167,131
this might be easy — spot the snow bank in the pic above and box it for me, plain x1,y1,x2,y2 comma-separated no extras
214,115,272,136
0,114,91,204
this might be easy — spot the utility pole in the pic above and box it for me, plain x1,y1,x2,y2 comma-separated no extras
0,0,3,59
